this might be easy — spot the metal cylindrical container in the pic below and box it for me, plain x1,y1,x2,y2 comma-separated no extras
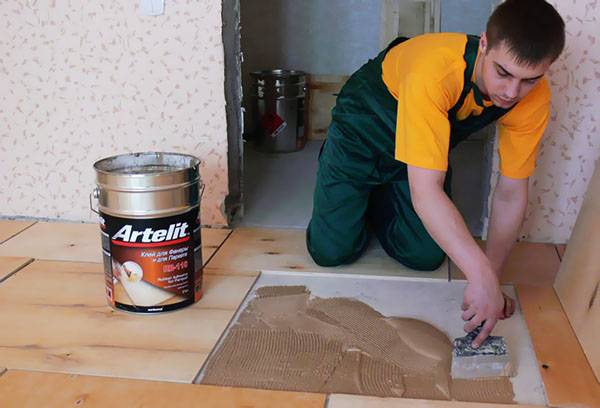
251,69,307,153
92,152,203,314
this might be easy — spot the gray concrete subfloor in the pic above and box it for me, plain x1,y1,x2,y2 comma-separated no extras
240,138,486,236
240,140,321,229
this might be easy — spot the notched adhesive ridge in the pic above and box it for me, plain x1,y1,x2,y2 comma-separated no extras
202,285,514,403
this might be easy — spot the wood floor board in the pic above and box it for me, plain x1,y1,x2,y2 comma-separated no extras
0,257,32,282
0,370,327,407
0,222,230,266
205,228,449,279
516,284,600,408
553,164,600,383
0,260,249,382
0,221,35,244
450,241,560,286
555,244,566,261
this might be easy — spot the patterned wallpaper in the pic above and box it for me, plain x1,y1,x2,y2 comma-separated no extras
2,1,598,239
488,0,600,243
0,1,229,226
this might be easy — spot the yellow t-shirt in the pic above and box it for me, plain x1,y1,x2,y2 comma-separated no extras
381,33,550,179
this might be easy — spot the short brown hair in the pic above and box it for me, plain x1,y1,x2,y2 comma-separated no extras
486,0,565,65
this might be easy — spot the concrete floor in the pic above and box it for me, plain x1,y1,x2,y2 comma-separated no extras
240,140,321,229
240,137,489,236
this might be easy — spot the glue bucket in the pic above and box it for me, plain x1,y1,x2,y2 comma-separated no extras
92,152,203,314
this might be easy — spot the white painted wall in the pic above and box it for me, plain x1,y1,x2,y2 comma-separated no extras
441,0,495,34
241,0,383,78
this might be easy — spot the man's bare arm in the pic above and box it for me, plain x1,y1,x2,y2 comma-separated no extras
407,165,504,347
486,175,528,275
484,175,528,318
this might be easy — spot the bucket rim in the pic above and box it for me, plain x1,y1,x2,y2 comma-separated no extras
250,69,306,78
93,151,201,177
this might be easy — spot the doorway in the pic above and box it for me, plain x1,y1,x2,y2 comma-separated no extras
224,0,498,236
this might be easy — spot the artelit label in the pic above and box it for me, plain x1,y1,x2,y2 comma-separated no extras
100,207,202,313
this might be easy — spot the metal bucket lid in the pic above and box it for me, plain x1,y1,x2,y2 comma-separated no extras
250,69,305,79
94,152,201,192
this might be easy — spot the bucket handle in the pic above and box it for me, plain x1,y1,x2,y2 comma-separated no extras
89,184,204,215
89,187,100,215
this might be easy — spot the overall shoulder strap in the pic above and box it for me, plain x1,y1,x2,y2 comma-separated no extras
448,34,481,118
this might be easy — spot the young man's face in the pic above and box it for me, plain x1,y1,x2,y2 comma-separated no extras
476,33,552,109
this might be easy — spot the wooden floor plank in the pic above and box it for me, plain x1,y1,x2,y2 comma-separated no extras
450,241,560,286
205,227,449,279
516,284,600,408
0,220,35,244
555,244,566,261
328,394,538,408
0,257,32,282
0,222,230,265
553,164,600,382
201,273,257,310
0,222,101,262
0,260,252,382
0,370,326,408
201,228,232,265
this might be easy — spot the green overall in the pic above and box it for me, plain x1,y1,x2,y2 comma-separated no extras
306,35,512,270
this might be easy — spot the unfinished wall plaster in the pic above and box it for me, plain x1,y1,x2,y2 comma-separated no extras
487,0,600,243
202,285,514,403
0,1,228,226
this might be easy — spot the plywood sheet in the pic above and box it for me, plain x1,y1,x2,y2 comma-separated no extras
555,244,566,261
205,228,449,280
0,370,326,408
0,257,32,282
554,163,600,382
202,228,232,264
306,75,348,140
0,222,100,262
516,284,600,408
0,260,253,382
0,220,35,243
201,273,258,310
0,222,231,265
328,394,538,408
450,241,560,286
200,272,546,405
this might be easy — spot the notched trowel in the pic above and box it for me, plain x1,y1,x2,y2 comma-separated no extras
451,325,514,379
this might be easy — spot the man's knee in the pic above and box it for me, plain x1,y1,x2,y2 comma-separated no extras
400,247,446,271
306,223,365,267
380,235,446,271
308,249,355,267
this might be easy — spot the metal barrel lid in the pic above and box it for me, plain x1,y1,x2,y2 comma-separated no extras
93,152,201,192
250,69,306,80
250,70,306,99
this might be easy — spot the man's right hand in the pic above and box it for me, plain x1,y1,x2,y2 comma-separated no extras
460,271,505,348
406,165,507,348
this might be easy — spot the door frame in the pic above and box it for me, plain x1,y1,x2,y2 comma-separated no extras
222,0,244,225
380,0,441,48
223,0,444,226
